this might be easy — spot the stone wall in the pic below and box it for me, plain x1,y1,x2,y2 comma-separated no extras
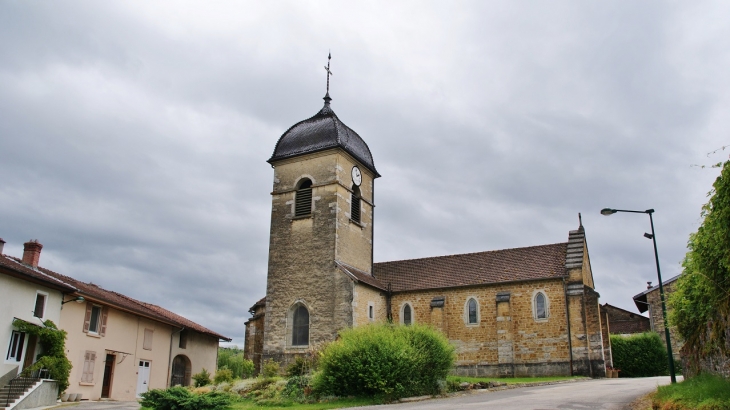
352,284,387,327
263,149,374,367
646,281,683,364
602,304,650,335
681,310,730,379
390,279,575,377
244,304,266,374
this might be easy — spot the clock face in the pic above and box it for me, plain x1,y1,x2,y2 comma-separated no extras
351,166,362,186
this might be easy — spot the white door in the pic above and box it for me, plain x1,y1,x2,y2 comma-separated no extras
136,360,151,397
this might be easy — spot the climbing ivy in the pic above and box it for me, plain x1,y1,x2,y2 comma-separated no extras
12,319,72,394
670,160,730,357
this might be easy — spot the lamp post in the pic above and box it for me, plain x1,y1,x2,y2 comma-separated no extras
600,208,677,384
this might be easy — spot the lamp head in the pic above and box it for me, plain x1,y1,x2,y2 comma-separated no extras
75,296,85,303
644,233,654,239
600,208,617,216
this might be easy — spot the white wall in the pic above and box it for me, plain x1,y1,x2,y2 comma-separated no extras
1,273,63,379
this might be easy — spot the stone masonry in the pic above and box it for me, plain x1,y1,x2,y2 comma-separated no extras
262,149,375,368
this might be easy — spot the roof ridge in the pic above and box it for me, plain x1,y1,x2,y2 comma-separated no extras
375,242,568,265
3,255,78,289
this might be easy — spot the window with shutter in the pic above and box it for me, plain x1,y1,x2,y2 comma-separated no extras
88,305,102,334
143,329,154,350
99,307,109,336
351,185,361,224
294,179,312,217
81,350,96,383
33,293,46,318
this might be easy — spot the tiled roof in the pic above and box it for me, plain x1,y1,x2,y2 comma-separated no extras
268,101,380,177
336,261,386,291
2,255,230,341
0,254,77,292
373,243,569,292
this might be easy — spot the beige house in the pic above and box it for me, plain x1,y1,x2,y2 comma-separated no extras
244,93,608,378
2,239,230,401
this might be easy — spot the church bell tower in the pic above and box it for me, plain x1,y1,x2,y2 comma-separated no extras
262,55,380,364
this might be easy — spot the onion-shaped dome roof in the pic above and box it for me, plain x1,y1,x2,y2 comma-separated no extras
268,96,380,177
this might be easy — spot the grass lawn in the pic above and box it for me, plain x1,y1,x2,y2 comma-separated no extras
142,397,377,410
447,375,581,384
231,397,377,410
654,374,730,409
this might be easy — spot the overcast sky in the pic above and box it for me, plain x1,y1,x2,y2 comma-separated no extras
1,1,728,346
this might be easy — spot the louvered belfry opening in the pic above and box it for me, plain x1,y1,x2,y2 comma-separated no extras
351,185,361,224
295,179,313,217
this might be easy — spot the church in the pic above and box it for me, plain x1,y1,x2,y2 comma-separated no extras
244,63,608,378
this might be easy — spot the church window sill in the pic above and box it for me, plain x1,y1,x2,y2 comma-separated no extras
349,219,363,228
292,214,312,221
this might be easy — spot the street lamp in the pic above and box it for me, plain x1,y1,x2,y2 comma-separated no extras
600,208,677,384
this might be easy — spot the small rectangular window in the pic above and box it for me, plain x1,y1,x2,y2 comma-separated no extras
179,330,187,349
368,305,374,320
34,293,46,318
6,331,25,362
143,329,154,350
81,351,96,383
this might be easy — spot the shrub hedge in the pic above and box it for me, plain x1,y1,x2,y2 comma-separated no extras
610,332,668,377
140,386,232,410
312,324,455,399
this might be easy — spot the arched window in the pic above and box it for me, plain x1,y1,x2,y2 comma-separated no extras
292,304,309,346
535,292,548,320
171,355,191,386
295,179,312,217
466,298,478,325
402,303,413,325
351,185,361,224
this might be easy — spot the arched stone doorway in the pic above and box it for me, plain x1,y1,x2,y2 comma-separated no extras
171,355,191,386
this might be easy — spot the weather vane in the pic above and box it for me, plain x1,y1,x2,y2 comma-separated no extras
324,52,333,98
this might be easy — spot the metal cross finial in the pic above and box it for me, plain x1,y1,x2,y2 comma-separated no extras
324,52,333,102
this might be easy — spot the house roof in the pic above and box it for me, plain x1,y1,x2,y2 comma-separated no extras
2,254,230,341
632,274,682,313
0,253,77,293
268,100,380,177
373,242,569,292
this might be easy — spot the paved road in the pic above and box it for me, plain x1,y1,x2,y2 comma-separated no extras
44,377,672,410
352,377,675,410
51,402,140,410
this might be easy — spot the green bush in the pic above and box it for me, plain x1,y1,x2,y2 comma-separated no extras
192,368,212,387
286,354,317,377
214,367,233,384
14,319,72,394
140,386,232,410
262,359,280,378
312,323,455,400
217,347,255,379
610,332,668,377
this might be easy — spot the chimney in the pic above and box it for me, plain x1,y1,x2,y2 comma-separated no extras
22,240,43,268
0,238,5,255
647,281,653,290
